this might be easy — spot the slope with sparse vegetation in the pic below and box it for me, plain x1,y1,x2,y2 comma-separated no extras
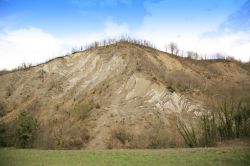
0,40,249,149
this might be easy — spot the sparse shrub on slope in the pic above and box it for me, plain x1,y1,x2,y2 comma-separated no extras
240,61,250,74
177,100,250,147
200,113,217,146
15,111,37,148
74,102,93,120
147,121,171,149
108,125,132,148
166,70,203,92
108,125,152,149
0,122,6,146
53,127,64,150
114,128,132,145
176,119,199,148
65,127,90,149
0,102,6,117
6,83,15,97
0,69,10,76
216,100,250,139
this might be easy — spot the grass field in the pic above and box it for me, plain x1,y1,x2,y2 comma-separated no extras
0,147,250,166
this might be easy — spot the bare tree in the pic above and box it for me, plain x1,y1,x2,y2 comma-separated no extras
168,42,178,55
187,51,199,59
226,56,235,61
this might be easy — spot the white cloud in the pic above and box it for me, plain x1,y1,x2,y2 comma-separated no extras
104,18,130,37
194,32,250,61
0,19,131,70
0,27,62,70
133,0,250,62
58,18,130,49
134,28,250,61
1,15,249,70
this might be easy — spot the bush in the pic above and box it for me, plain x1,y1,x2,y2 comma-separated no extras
114,128,132,145
240,61,250,74
148,140,161,149
95,104,101,109
2,121,16,147
177,100,250,147
0,102,6,117
74,102,93,120
176,119,198,147
0,122,6,146
200,113,217,146
16,111,37,148
54,128,64,149
65,128,90,149
216,101,250,139
147,121,171,149
0,69,10,76
217,102,235,139
6,83,15,97
166,70,202,92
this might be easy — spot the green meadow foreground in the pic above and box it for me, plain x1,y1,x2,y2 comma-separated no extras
0,147,250,166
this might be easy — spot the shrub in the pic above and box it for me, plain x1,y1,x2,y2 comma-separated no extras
216,100,250,139
114,128,132,144
148,139,161,149
217,101,235,139
177,100,250,147
152,76,157,81
176,119,198,147
147,121,171,149
95,104,101,109
2,121,16,147
166,70,202,92
0,69,10,76
62,127,90,149
75,102,93,120
166,85,175,93
54,128,64,149
0,102,6,117
0,122,6,146
16,111,37,148
240,61,250,74
6,83,15,97
237,102,250,137
200,113,217,146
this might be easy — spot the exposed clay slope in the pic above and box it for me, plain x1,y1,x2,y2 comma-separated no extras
0,42,249,149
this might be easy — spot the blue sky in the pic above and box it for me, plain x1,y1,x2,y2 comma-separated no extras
0,0,250,69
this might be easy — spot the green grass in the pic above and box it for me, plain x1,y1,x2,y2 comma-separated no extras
0,147,250,166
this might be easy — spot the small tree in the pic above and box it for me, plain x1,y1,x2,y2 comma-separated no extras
16,111,37,148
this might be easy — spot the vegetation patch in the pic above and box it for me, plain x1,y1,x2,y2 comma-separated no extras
15,111,38,148
166,70,203,92
114,128,132,145
74,102,93,120
0,123,6,146
0,102,6,117
177,100,250,147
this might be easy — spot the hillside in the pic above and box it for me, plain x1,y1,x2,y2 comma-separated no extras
0,41,250,149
